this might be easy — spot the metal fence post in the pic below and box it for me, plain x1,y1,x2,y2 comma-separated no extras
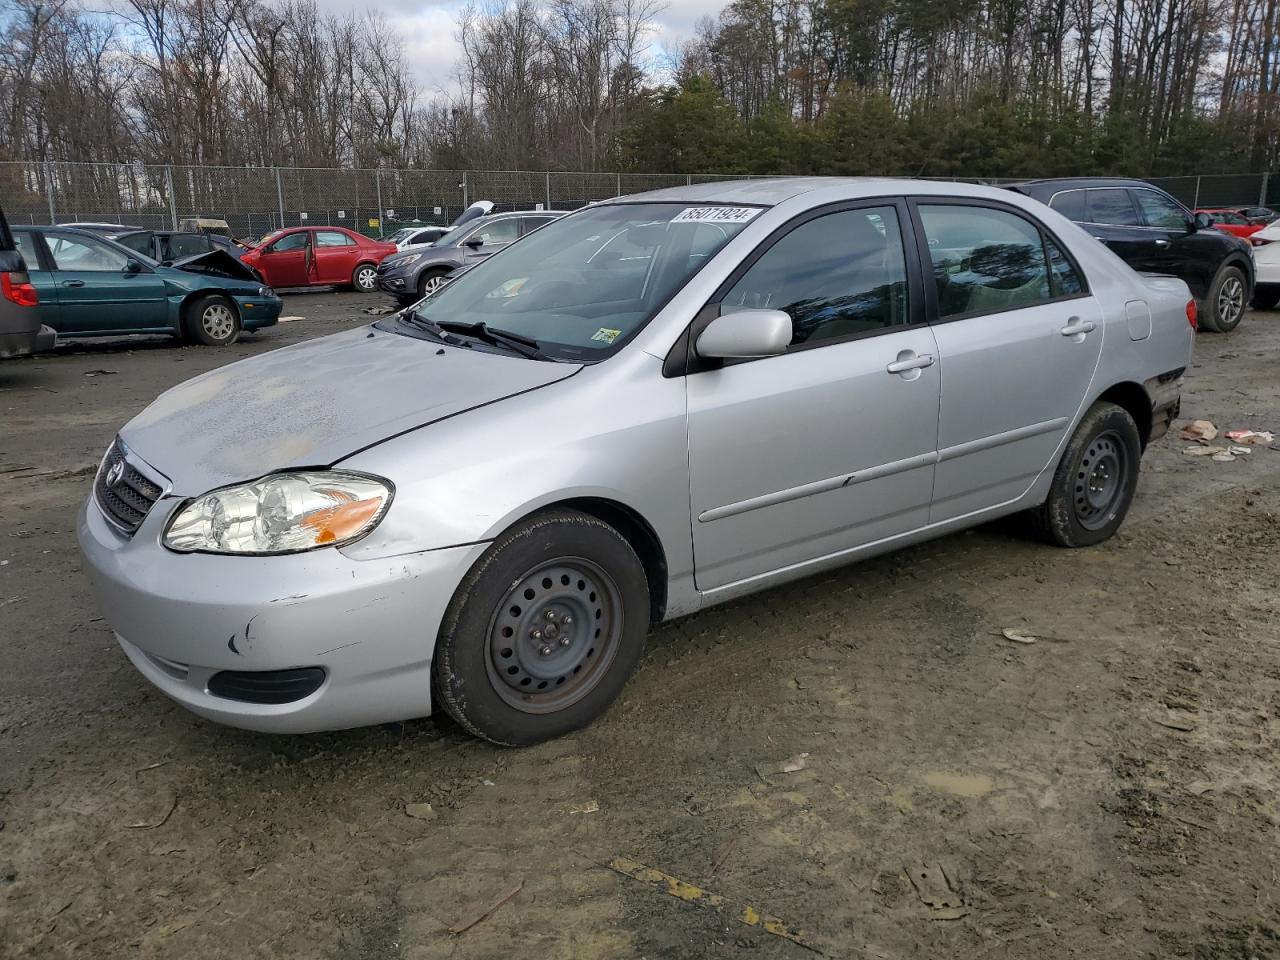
461,170,469,209
616,173,622,197
545,172,551,210
1192,176,1201,208
1261,172,1270,207
274,166,285,228
44,161,56,223
165,165,178,229
375,169,384,232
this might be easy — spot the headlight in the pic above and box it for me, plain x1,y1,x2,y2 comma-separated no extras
390,254,421,269
164,471,392,555
257,285,275,297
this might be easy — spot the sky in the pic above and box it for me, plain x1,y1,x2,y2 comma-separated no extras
310,0,727,97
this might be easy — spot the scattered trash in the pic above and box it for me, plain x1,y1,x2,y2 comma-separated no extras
570,800,599,814
756,753,810,781
601,854,820,953
0,597,23,609
126,793,178,829
1211,451,1236,463
404,802,436,821
0,560,8,567
1228,445,1251,456
1225,430,1274,445
1183,445,1226,457
482,779,495,787
361,305,394,315
83,369,118,377
1179,420,1217,442
1184,780,1214,796
906,862,968,920
448,880,523,935
276,315,305,323
1001,628,1037,644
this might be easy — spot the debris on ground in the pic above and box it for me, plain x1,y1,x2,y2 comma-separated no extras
83,369,118,377
1211,450,1237,463
361,305,394,315
1225,430,1274,445
706,837,738,882
1001,628,1038,644
1151,711,1197,732
570,800,599,814
276,315,305,323
448,880,523,935
404,802,436,821
1180,420,1218,442
1184,445,1227,457
756,753,810,781
906,862,968,920
0,597,24,609
125,793,177,829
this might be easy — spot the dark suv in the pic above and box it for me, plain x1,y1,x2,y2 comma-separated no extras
0,206,56,359
1007,178,1255,332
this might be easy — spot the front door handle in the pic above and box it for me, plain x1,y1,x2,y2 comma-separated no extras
1154,239,1171,247
1060,317,1097,337
62,279,85,287
886,351,936,375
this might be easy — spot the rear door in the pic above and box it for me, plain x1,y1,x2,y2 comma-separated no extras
41,230,168,332
12,230,58,323
913,200,1103,521
313,229,358,283
686,201,941,592
1072,187,1155,266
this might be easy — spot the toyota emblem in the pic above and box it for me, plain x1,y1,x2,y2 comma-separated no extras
106,460,125,489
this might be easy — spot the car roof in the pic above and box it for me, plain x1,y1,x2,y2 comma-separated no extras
616,177,938,206
1005,177,1151,191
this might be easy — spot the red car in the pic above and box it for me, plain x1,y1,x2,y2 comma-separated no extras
241,226,397,292
1196,208,1263,240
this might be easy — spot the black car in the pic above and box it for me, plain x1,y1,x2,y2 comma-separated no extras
0,205,56,359
67,223,255,269
377,210,565,304
1007,178,1255,332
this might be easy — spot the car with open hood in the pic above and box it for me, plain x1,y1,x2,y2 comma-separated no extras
78,178,1194,743
14,224,280,345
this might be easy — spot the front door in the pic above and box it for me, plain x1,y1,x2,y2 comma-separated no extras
1129,187,1209,297
913,200,1103,522
41,230,168,333
461,218,519,267
257,230,311,287
686,202,940,592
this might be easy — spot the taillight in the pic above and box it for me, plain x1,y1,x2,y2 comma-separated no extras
0,271,38,307
1186,299,1198,330
1251,236,1272,247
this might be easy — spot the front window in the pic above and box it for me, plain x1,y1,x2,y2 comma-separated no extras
45,232,133,272
1134,189,1189,229
471,219,519,245
381,202,760,359
268,232,308,253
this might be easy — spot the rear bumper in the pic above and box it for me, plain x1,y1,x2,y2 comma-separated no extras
1145,370,1183,443
0,323,56,359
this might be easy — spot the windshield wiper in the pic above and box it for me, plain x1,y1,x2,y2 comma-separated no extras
436,320,552,361
399,308,468,347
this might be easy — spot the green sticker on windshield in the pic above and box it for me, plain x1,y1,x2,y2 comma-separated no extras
591,327,622,344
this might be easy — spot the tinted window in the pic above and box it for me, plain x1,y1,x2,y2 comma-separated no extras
1049,190,1086,221
1134,189,1188,229
721,206,910,345
1085,190,1139,226
116,232,154,256
13,231,41,267
45,232,130,271
520,217,557,235
471,219,519,245
269,232,308,252
1045,236,1083,296
165,234,211,259
919,205,1050,317
316,230,354,247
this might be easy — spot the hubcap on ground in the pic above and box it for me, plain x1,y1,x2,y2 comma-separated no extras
485,558,623,714
357,267,376,290
202,303,235,340
1218,276,1243,327
1074,430,1127,530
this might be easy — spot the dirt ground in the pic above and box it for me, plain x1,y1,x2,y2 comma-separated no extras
2,290,1279,960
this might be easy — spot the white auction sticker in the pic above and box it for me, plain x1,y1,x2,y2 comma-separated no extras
671,206,761,225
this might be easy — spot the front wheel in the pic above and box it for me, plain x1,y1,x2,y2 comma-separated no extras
1200,265,1247,332
352,263,378,292
418,269,450,299
433,510,650,745
184,294,241,346
1029,402,1142,547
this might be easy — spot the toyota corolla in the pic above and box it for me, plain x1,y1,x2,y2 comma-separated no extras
78,179,1195,744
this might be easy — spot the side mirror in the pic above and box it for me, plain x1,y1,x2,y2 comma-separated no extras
1193,212,1213,231
124,258,143,274
464,237,484,249
696,309,792,360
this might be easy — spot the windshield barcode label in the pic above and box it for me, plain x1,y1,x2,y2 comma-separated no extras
671,207,761,224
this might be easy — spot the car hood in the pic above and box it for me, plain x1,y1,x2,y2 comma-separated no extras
121,325,582,494
384,246,459,270
167,249,262,286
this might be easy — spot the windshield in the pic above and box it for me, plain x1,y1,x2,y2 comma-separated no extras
388,228,416,243
432,221,477,248
383,202,760,360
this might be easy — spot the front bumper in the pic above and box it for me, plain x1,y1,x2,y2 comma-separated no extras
233,295,283,330
0,323,56,359
77,496,484,733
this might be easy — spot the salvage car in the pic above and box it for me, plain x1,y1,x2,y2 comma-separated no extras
78,178,1195,744
377,211,565,303
1246,218,1280,308
1008,178,1254,332
14,225,280,345
240,226,396,292
68,224,258,271
0,206,56,358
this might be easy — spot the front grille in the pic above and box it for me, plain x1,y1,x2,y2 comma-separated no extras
94,438,163,535
208,667,326,704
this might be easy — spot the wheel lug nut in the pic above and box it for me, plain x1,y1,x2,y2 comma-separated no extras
539,645,553,656
531,629,542,640
544,609,556,620
559,636,571,647
562,615,573,625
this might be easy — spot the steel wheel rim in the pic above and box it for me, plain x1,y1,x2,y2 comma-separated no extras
202,303,235,340
1074,430,1127,530
357,267,376,290
421,275,445,297
1218,276,1244,326
485,557,624,714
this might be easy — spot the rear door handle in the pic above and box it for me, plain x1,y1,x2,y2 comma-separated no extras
1060,318,1096,337
886,352,936,375
62,280,84,287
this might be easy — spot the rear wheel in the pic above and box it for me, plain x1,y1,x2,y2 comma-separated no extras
352,263,378,292
1200,265,1247,332
183,294,241,346
432,510,650,745
1029,402,1141,547
1251,284,1280,310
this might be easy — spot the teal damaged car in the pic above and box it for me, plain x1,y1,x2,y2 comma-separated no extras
13,225,281,346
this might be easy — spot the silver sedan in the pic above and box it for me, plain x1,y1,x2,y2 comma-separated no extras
78,178,1195,744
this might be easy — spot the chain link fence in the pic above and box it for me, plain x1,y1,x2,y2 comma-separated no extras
0,161,1274,239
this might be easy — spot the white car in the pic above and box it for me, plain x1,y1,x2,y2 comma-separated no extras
1250,221,1280,309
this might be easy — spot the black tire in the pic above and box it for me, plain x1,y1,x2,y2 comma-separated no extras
433,510,650,746
1029,402,1142,548
351,262,378,292
418,268,450,300
183,293,241,346
1199,264,1247,332
1251,285,1280,311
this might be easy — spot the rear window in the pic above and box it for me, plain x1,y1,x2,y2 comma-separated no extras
1085,190,1140,226
13,231,40,267
1048,190,1086,222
